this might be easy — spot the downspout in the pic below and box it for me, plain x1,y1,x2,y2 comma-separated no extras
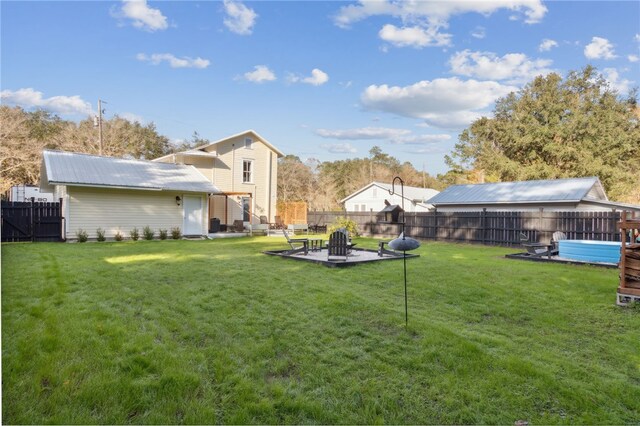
267,151,273,221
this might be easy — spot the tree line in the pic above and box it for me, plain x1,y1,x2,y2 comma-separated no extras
2,66,638,205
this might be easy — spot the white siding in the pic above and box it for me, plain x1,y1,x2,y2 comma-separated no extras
345,186,431,213
67,186,207,239
433,202,619,212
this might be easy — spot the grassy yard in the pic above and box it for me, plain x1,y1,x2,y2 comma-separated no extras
2,237,639,424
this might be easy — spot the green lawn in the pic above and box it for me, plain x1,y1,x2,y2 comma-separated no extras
2,237,639,424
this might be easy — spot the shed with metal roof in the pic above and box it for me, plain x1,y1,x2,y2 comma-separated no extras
41,150,220,240
426,177,640,212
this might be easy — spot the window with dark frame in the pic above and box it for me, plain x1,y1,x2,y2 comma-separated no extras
243,160,253,183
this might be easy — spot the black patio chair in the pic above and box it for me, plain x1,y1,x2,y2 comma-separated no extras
328,228,350,261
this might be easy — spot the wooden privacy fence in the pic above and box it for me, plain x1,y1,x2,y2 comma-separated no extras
1,200,64,242
277,201,308,225
307,210,622,246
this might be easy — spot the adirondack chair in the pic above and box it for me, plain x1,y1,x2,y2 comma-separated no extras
282,228,308,255
328,228,350,261
550,231,567,255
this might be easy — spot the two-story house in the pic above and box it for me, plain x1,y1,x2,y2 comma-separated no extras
153,130,284,230
40,130,283,240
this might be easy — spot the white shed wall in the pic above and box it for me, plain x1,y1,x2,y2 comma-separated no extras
66,186,208,239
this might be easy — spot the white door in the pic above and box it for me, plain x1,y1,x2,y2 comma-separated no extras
183,195,203,235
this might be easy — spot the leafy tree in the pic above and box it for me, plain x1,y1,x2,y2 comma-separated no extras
0,106,174,194
446,66,640,202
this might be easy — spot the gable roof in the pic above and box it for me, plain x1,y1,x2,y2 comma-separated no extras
341,181,440,204
154,130,285,162
41,150,220,194
427,177,606,205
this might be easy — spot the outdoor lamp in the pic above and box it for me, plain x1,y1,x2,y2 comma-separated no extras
388,176,421,327
175,196,182,206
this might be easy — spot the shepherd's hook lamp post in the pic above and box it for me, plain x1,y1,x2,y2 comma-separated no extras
388,176,420,327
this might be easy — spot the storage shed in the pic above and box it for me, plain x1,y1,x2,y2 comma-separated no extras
40,150,220,240
427,177,640,213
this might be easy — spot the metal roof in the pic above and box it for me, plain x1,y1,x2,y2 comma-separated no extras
427,177,604,205
42,150,220,193
341,182,440,204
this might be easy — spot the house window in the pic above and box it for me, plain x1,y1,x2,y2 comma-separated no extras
242,160,253,183
245,137,252,149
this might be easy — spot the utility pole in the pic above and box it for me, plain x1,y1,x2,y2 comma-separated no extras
96,99,107,155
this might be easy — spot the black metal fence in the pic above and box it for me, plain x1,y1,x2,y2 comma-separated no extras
1,200,64,242
307,210,623,247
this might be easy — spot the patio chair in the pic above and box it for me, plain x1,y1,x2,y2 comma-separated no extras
273,216,285,230
282,228,309,255
550,231,567,255
328,228,350,261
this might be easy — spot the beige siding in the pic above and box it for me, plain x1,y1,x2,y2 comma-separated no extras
153,132,280,225
67,186,207,239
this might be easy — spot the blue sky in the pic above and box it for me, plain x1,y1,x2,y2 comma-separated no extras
2,0,639,175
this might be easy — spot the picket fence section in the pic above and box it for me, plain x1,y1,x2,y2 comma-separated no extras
307,210,622,247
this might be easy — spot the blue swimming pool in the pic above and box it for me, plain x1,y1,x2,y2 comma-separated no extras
558,240,621,264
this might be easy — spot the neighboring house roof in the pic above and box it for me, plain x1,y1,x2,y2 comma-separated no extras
41,150,220,193
427,177,607,205
341,181,440,205
154,129,285,162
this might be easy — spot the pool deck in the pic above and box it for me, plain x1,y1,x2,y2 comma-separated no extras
506,252,617,268
264,247,419,268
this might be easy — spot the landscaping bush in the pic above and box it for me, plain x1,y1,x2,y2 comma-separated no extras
96,228,106,242
328,216,359,237
171,227,182,240
114,231,124,241
130,227,140,241
158,229,168,240
75,229,88,243
143,226,155,241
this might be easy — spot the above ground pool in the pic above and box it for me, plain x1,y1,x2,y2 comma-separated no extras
558,240,621,264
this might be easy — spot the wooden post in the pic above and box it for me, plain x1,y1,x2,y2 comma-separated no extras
482,208,487,245
434,207,438,241
30,197,35,242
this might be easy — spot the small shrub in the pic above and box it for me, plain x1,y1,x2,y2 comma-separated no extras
96,228,106,242
76,229,88,243
158,229,168,240
327,216,359,237
114,231,124,241
143,226,155,241
130,227,140,241
171,227,182,240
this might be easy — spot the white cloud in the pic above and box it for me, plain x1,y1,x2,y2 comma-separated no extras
391,134,452,144
334,0,547,28
361,77,516,129
315,127,411,140
315,127,451,145
538,38,558,52
449,50,553,83
379,24,451,48
115,0,168,32
320,143,357,154
629,55,639,63
471,26,486,39
635,34,640,43
242,65,276,83
136,53,210,69
334,1,545,51
223,0,257,35
584,37,617,60
603,68,633,94
0,88,93,116
118,112,145,123
289,68,329,86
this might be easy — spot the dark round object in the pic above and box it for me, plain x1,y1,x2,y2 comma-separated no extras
389,234,420,251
